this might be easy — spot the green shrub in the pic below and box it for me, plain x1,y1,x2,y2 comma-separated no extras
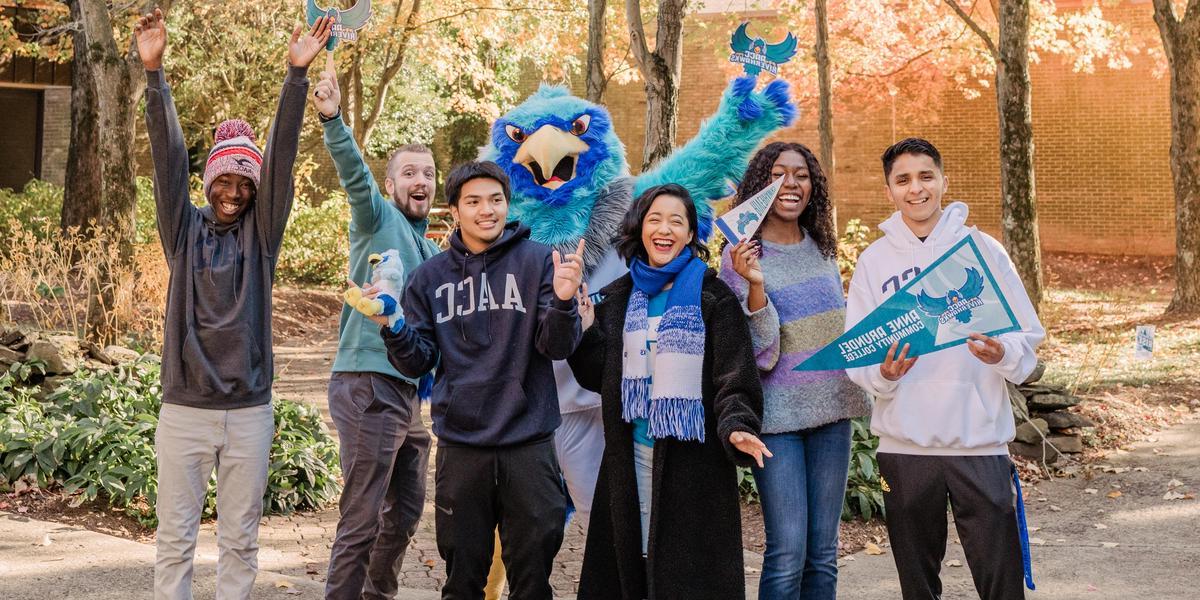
0,177,159,247
276,195,351,286
842,416,884,521
0,358,341,526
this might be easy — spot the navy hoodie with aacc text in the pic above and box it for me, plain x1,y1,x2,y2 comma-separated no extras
381,221,581,447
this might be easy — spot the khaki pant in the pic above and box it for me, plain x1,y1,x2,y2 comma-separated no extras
154,402,274,600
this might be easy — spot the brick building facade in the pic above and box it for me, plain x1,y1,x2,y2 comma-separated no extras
597,1,1173,255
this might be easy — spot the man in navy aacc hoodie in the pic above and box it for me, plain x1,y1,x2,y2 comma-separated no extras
373,161,584,599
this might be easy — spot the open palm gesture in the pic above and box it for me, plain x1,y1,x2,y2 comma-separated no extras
133,8,167,70
289,16,332,68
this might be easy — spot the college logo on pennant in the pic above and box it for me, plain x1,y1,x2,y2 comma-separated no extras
795,232,1023,372
714,176,784,245
306,0,372,50
729,22,798,77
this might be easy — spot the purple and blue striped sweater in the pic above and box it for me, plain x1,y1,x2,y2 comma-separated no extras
719,235,870,434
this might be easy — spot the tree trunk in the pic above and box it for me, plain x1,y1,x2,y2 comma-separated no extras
586,0,607,103
995,0,1044,311
626,0,686,170
61,0,102,242
62,0,159,341
813,0,835,220
1153,0,1200,313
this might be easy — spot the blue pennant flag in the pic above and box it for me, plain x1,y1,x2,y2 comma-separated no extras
796,232,1023,372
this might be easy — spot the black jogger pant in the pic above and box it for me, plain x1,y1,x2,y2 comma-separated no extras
326,372,432,600
435,437,566,600
877,453,1025,600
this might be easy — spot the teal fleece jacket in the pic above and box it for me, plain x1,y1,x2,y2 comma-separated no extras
323,114,440,381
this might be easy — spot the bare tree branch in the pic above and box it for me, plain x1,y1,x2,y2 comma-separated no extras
416,5,569,29
943,0,997,59
625,0,651,71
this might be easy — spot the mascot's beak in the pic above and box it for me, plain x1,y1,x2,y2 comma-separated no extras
368,253,382,266
514,125,588,190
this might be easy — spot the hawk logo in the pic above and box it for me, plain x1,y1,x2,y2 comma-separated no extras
736,212,758,235
729,22,798,77
916,267,986,325
233,157,255,169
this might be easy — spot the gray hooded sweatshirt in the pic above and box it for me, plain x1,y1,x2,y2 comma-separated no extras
144,65,309,410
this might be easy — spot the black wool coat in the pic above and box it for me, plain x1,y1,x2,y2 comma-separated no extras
568,270,764,600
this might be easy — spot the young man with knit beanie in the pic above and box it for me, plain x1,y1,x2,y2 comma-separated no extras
845,137,1045,600
309,54,442,600
135,9,330,599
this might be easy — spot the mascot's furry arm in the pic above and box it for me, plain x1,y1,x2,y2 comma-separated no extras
634,76,797,241
344,249,405,331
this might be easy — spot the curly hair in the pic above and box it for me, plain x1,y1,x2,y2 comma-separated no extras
729,141,838,260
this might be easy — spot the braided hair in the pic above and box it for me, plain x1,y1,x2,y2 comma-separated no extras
728,141,838,260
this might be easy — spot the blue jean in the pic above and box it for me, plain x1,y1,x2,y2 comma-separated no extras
754,419,852,600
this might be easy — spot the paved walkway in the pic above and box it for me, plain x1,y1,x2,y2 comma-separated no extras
836,413,1200,599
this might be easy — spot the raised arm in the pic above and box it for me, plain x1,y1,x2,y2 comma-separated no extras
136,9,192,258
633,76,796,241
311,56,386,233
536,246,583,360
254,18,330,256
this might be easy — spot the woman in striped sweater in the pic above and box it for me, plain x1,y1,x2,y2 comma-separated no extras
719,142,871,600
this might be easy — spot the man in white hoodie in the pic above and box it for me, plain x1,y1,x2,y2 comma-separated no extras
845,138,1044,600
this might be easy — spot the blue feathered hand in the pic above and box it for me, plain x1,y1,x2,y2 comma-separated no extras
634,76,797,241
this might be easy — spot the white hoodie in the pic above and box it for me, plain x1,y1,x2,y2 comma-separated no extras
845,202,1045,456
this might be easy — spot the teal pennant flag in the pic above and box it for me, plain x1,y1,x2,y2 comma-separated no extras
796,232,1022,372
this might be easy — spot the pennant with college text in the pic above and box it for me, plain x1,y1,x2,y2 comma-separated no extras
306,0,372,50
714,176,783,245
796,231,1023,371
729,22,798,77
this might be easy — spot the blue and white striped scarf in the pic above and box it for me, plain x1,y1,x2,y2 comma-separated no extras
622,249,708,442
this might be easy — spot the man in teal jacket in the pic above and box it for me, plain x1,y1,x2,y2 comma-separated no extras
311,57,441,600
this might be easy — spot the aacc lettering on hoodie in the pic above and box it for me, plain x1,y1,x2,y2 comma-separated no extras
434,272,527,323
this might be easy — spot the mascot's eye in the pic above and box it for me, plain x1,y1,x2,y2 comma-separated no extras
570,115,591,136
505,125,526,143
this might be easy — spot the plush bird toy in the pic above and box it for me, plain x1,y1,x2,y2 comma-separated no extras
344,249,405,331
481,75,797,275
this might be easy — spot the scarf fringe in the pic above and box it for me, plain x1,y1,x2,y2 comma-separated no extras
647,397,706,443
621,377,652,420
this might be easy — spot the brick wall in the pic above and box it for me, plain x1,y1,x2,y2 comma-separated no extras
596,2,1174,255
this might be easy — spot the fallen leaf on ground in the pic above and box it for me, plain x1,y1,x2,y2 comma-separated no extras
945,559,963,567
1029,537,1046,546
284,589,302,596
1094,523,1108,529
1084,488,1098,494
1163,491,1187,501
1101,542,1119,548
1049,505,1062,512
17,506,28,513
274,581,293,589
1167,479,1184,489
42,556,64,562
1133,467,1148,472
865,542,885,556
40,533,51,546
423,559,436,568
1106,491,1122,499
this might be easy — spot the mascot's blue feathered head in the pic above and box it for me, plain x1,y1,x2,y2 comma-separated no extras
483,85,627,210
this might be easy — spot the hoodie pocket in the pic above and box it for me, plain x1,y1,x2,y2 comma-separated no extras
887,379,1005,449
439,376,528,438
181,323,266,397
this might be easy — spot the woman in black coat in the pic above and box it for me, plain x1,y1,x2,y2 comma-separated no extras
568,183,769,600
